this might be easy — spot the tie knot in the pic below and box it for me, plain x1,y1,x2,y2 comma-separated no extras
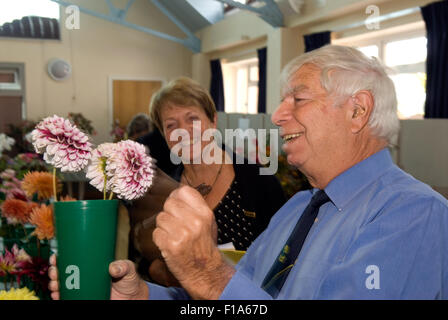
310,190,330,208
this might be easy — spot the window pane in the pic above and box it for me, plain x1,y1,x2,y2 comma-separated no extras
249,65,259,82
0,0,59,24
236,68,248,113
247,86,258,114
385,37,427,66
357,45,379,58
0,73,15,83
390,72,426,119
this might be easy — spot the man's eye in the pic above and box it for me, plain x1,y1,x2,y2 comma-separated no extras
294,97,306,103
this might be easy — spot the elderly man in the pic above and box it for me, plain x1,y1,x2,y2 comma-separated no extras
49,45,448,299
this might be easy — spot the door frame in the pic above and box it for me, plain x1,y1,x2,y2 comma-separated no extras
108,75,166,130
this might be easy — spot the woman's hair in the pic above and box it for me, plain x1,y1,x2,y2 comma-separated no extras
150,77,216,132
281,45,400,145
127,113,152,139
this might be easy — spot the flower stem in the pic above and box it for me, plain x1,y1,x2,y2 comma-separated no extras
103,177,107,200
36,237,41,258
108,191,114,200
22,225,28,238
53,167,58,202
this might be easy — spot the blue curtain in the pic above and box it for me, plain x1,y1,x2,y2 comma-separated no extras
257,47,267,113
210,59,225,112
421,1,448,118
304,31,331,52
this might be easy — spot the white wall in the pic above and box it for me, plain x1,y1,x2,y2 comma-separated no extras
0,0,193,144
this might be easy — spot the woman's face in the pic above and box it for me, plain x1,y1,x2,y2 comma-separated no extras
161,104,217,163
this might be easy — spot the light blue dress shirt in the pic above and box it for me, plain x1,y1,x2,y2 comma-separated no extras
147,148,448,299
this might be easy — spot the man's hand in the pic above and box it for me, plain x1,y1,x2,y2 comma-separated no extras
148,258,180,287
153,185,235,300
48,255,149,300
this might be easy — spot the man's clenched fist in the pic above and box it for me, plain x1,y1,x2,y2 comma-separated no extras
153,185,235,299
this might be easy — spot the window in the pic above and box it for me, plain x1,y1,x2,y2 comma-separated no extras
224,0,256,13
333,24,427,119
0,63,26,132
0,0,60,40
222,57,259,114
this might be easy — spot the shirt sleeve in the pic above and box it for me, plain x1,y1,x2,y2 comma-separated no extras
219,270,273,300
146,282,191,300
219,228,274,300
316,198,448,299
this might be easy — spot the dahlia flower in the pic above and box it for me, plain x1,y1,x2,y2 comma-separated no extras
21,171,62,200
0,199,36,224
0,287,39,300
59,195,77,202
0,133,15,156
0,244,31,277
28,204,54,240
106,140,155,200
31,115,92,172
85,143,117,197
0,169,27,201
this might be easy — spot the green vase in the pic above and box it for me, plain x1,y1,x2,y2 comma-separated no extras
53,200,118,300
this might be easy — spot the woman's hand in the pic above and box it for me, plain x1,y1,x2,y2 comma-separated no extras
48,254,149,300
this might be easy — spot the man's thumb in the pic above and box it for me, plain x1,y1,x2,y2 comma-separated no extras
109,260,135,279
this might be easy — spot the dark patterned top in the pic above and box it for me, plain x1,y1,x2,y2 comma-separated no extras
214,179,256,250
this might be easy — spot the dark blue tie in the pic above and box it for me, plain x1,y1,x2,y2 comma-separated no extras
261,190,330,298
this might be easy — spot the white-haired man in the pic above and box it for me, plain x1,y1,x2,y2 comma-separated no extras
49,45,448,299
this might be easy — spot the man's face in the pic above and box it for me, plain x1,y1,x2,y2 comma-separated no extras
271,64,353,175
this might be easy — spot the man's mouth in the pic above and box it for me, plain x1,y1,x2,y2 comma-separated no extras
282,132,304,142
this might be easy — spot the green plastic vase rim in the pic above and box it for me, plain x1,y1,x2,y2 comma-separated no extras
53,199,118,209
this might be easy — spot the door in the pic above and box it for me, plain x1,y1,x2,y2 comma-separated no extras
112,79,162,130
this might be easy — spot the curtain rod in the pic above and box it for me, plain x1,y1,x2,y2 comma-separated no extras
332,6,421,33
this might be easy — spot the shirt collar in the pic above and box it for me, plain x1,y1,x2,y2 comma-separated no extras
323,148,395,212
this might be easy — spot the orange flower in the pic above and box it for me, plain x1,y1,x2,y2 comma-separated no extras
28,204,54,240
60,195,77,202
21,171,62,200
0,199,34,224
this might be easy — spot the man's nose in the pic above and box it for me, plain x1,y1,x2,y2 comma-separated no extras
271,99,291,127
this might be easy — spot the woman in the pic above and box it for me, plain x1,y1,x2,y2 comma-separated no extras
131,77,286,285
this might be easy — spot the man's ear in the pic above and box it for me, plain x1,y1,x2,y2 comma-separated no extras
350,90,374,134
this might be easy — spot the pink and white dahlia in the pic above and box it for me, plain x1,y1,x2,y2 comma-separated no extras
31,115,92,172
85,143,117,193
107,140,155,200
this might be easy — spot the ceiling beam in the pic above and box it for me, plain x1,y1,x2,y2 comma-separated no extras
215,0,284,27
51,0,201,52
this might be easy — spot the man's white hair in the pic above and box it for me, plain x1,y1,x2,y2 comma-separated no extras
280,45,400,145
